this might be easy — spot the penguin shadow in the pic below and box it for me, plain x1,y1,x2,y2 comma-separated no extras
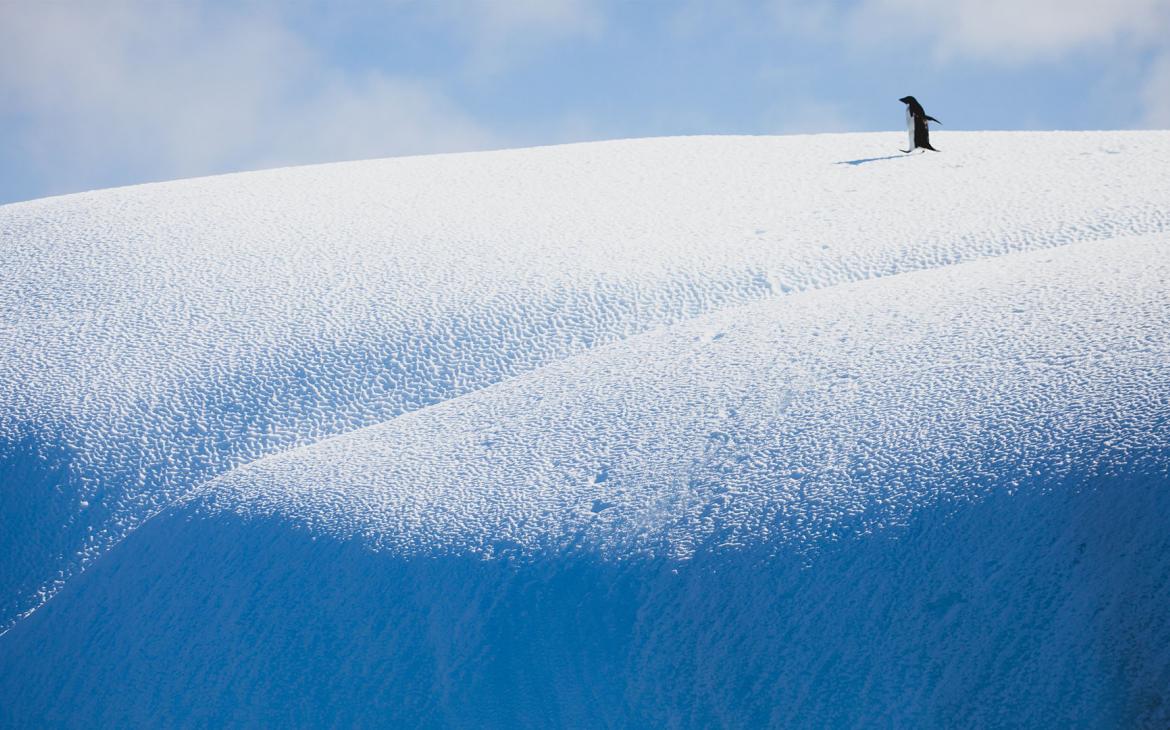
835,154,912,167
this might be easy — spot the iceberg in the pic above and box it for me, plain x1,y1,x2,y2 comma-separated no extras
2,132,1168,726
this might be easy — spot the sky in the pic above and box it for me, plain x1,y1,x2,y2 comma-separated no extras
1,0,1168,204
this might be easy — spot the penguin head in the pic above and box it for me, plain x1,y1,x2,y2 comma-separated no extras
899,96,916,105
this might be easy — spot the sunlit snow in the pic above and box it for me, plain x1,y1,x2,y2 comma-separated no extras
2,132,1168,727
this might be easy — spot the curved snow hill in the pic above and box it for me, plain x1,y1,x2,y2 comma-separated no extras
2,131,1170,726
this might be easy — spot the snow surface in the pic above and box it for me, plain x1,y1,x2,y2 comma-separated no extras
197,232,1170,563
2,131,1170,726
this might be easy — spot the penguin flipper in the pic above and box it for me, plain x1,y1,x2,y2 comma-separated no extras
925,116,941,124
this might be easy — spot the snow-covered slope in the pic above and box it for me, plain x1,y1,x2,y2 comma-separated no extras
194,232,1170,562
2,132,1169,727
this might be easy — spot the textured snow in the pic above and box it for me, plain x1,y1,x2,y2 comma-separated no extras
194,233,1170,562
1,131,1170,726
3,131,1169,625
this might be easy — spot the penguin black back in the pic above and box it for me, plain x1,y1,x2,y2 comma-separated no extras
899,96,940,152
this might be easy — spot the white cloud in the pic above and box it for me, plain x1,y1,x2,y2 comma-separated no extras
764,99,856,134
258,74,494,167
1141,52,1170,128
0,0,496,198
836,0,1170,129
850,0,1170,63
423,0,604,75
667,0,833,41
450,0,602,38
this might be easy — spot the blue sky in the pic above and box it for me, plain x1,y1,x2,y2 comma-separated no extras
2,0,1168,204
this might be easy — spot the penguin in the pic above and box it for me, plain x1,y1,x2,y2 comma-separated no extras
899,95,940,153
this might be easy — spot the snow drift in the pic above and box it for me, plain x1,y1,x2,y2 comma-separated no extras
1,131,1169,727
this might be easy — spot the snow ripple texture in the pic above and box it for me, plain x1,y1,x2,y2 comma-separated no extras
2,131,1170,625
197,234,1170,561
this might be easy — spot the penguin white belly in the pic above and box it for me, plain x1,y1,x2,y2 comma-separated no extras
905,107,916,152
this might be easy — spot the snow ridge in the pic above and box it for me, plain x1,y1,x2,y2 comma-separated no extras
193,234,1170,561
